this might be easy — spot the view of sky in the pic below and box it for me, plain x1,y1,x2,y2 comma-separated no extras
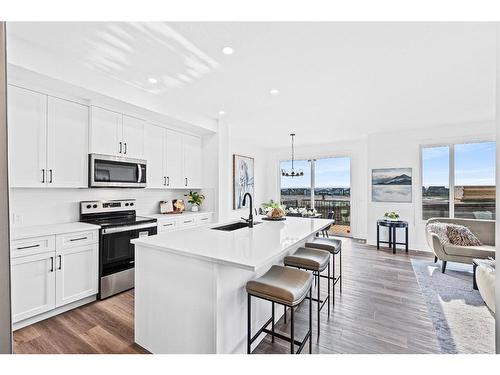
422,141,496,187
280,157,351,188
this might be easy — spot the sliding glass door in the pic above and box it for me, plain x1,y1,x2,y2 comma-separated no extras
280,157,351,236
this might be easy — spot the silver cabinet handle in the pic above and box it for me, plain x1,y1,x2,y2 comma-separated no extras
49,169,53,183
167,176,170,186
119,142,122,154
50,256,54,272
58,255,62,270
164,176,166,186
124,142,127,154
185,177,188,186
162,223,174,227
42,169,45,183
69,237,87,242
17,244,40,250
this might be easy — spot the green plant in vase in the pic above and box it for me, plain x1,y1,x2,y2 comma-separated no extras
384,211,400,221
185,191,205,212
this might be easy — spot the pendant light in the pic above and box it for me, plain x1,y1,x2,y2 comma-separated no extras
281,133,304,177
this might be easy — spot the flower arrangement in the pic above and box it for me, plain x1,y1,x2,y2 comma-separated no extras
262,200,286,218
184,191,205,212
384,211,400,221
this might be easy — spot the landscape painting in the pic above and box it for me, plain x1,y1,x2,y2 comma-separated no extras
233,154,255,209
372,168,412,202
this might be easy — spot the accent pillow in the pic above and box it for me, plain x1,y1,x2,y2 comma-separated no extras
426,222,450,245
445,224,482,246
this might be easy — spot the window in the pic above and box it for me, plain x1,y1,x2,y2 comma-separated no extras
422,146,450,220
421,141,495,220
280,157,351,235
280,159,312,209
454,142,496,219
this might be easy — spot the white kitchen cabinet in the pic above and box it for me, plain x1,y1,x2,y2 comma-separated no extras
144,124,166,188
165,129,184,188
8,86,47,188
183,134,203,188
122,115,145,159
90,106,122,156
90,107,145,159
55,244,98,307
47,97,89,188
11,252,56,323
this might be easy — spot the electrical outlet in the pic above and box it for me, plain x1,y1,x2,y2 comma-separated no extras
13,214,23,226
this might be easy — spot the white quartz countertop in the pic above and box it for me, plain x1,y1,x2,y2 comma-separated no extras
11,222,101,240
131,216,333,271
140,211,213,220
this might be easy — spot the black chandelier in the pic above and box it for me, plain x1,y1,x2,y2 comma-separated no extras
281,133,304,177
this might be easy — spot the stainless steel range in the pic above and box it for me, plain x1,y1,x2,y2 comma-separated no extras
80,199,157,299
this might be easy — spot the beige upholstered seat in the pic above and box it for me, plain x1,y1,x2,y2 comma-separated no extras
443,244,495,259
246,265,313,306
284,247,330,271
305,238,342,254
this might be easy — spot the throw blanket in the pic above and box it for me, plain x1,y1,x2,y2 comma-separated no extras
427,222,482,246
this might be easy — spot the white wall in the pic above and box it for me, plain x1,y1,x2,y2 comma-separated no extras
367,121,495,250
10,188,196,227
217,120,272,222
265,138,369,240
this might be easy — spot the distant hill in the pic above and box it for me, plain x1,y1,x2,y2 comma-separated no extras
373,174,411,185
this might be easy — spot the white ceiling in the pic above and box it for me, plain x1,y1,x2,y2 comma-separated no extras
6,22,497,148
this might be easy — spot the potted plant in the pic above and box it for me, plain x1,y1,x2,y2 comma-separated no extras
185,191,205,212
384,211,400,221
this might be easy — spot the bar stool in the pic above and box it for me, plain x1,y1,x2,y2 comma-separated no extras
305,237,342,305
246,265,313,354
283,247,331,336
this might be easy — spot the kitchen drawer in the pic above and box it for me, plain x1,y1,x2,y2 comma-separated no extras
196,213,212,225
177,216,196,227
157,219,178,232
56,230,98,250
11,235,56,258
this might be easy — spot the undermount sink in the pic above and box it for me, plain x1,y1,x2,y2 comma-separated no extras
211,221,262,231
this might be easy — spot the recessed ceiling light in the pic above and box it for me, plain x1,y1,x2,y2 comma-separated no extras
270,89,280,95
148,77,158,84
218,110,226,115
222,46,234,55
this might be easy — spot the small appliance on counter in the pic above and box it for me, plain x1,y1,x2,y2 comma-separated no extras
80,199,157,299
160,200,175,214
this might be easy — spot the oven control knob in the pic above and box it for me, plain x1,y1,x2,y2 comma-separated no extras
130,202,134,206
125,203,129,206
86,204,92,209
93,204,98,209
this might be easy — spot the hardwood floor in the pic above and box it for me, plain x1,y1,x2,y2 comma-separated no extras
13,290,148,354
14,239,441,354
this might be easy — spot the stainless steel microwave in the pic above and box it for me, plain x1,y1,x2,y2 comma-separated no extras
89,154,147,188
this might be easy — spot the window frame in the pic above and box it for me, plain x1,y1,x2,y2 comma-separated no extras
420,139,496,222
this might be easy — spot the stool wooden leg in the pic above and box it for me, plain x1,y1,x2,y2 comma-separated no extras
309,287,312,354
271,302,275,343
290,306,295,354
247,294,251,354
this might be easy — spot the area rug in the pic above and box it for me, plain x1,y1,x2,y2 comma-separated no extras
410,259,495,354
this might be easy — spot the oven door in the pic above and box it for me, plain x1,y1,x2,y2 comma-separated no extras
89,153,147,188
100,223,157,277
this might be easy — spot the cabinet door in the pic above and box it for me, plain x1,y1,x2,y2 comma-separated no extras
144,124,165,188
55,244,98,308
183,134,202,188
7,86,47,187
165,130,183,188
47,97,89,188
122,115,145,159
11,252,56,323
90,106,122,156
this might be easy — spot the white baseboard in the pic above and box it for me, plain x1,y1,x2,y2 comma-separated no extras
13,295,96,331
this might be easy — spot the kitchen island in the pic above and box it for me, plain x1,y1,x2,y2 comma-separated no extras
131,216,333,354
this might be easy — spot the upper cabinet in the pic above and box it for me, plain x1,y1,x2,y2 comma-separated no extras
182,134,202,188
144,126,203,189
8,86,89,188
90,107,145,159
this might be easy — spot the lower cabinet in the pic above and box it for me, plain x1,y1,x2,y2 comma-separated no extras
55,244,98,307
11,252,56,323
11,230,99,325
